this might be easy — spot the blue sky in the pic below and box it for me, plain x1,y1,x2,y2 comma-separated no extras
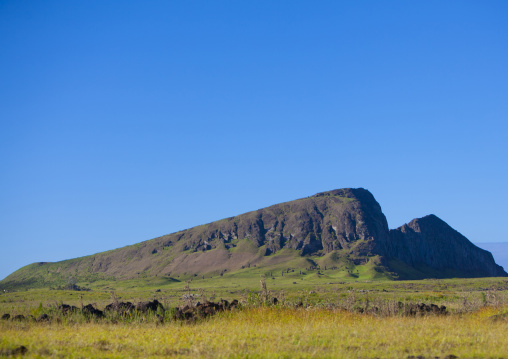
1,1,507,280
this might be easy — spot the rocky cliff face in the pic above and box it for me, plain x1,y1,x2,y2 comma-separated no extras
168,188,390,257
386,215,506,277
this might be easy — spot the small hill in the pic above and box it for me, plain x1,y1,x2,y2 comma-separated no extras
386,215,505,279
1,188,505,290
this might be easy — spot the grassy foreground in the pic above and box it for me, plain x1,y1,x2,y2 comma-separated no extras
1,277,508,358
1,307,508,358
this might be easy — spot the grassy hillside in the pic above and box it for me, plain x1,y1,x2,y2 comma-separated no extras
2,188,505,292
0,244,395,292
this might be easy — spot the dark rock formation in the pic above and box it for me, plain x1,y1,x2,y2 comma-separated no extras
136,299,163,313
169,188,390,257
0,346,28,356
386,215,507,278
400,302,448,316
105,301,135,314
82,304,104,318
173,299,239,320
36,313,49,322
57,304,78,314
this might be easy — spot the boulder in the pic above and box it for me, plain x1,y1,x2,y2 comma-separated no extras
136,299,164,313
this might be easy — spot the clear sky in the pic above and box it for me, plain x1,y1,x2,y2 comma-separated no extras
1,1,507,280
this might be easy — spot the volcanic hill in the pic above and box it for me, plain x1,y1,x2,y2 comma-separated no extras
1,188,506,289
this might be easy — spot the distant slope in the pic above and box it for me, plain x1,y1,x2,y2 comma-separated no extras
1,188,506,290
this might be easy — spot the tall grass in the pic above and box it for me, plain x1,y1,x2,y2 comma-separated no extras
1,307,507,358
1,278,507,357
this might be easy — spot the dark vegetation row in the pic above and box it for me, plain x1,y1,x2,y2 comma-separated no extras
1,296,452,325
3,279,506,324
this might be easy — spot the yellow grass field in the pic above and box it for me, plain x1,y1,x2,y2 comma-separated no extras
1,307,508,358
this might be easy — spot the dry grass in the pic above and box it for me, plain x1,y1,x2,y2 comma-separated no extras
1,279,507,358
1,307,508,358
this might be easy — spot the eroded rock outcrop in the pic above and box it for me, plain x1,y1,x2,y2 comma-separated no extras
160,188,390,257
386,215,506,278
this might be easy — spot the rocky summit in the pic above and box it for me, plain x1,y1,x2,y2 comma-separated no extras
1,188,506,289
